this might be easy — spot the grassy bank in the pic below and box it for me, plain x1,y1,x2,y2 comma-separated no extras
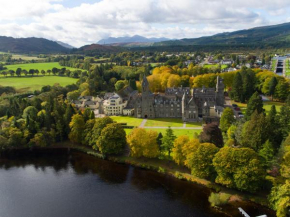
51,142,271,209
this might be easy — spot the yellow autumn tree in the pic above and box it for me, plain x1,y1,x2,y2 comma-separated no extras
127,128,159,158
172,135,190,165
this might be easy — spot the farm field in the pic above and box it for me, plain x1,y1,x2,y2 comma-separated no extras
0,76,77,91
1,62,79,72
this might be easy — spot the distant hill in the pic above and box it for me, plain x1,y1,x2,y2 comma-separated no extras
0,36,69,53
97,35,171,45
77,44,124,54
56,41,75,49
154,22,290,47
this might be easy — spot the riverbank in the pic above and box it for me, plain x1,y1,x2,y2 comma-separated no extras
1,142,275,216
47,142,275,213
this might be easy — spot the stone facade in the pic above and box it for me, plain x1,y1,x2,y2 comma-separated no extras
134,76,225,122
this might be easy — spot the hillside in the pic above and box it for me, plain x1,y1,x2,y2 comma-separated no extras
154,22,290,47
0,36,69,53
77,44,124,54
98,35,170,45
56,41,75,49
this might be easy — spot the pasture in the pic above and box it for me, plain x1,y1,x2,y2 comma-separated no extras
1,62,79,72
0,76,77,91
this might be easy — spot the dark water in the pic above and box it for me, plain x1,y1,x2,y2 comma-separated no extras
0,149,275,217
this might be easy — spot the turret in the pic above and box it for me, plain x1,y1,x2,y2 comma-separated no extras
142,75,150,93
215,76,225,106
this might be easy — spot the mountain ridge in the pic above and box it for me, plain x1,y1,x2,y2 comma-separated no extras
0,36,69,53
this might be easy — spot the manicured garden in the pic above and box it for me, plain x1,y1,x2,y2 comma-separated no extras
110,116,143,127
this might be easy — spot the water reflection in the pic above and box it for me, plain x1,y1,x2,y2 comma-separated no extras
0,149,275,217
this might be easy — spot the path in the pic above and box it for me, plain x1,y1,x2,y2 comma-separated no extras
139,119,147,127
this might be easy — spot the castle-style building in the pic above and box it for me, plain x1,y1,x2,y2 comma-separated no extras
134,76,225,122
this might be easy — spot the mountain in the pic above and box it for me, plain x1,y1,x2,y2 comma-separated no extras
0,36,69,53
56,41,75,49
97,35,171,45
77,44,124,54
154,22,290,47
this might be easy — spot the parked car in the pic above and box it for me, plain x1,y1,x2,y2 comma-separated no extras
232,104,238,108
234,107,241,111
238,112,244,118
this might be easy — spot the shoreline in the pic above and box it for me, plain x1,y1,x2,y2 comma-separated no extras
1,142,275,216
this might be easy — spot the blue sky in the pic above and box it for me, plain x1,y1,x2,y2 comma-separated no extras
0,0,289,47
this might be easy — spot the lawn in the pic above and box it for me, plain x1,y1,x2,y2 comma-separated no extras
145,118,184,127
147,128,202,138
110,116,143,127
1,62,79,72
285,59,290,76
271,59,277,72
231,100,284,114
203,64,228,70
125,128,202,138
0,76,77,91
112,116,202,138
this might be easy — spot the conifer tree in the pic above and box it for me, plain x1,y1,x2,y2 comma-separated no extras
245,92,264,120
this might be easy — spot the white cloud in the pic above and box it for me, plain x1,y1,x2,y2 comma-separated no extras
0,0,289,47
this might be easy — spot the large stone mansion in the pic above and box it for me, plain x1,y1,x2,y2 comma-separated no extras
72,76,225,122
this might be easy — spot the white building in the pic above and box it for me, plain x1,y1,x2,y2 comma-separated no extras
103,93,128,116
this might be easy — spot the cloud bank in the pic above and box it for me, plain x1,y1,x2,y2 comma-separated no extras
0,0,289,47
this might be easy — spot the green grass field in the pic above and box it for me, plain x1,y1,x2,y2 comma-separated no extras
272,59,277,72
231,100,284,114
285,59,290,76
1,62,79,72
0,76,77,91
145,118,184,127
203,64,228,70
112,116,202,138
111,116,143,127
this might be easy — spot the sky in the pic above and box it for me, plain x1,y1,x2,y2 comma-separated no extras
0,0,289,47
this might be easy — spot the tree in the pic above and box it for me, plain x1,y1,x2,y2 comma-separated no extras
231,72,243,102
245,92,264,120
200,123,223,148
16,68,21,77
275,79,290,101
23,106,38,120
156,132,163,150
172,135,190,165
220,107,235,132
82,119,95,146
96,123,126,155
242,111,268,151
129,79,137,90
213,147,265,192
90,117,114,147
269,180,290,217
258,140,275,166
69,114,85,143
161,127,176,157
187,143,219,179
115,80,126,91
127,128,159,158
268,77,278,100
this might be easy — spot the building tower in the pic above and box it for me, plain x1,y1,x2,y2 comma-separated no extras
141,75,155,118
215,76,225,106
